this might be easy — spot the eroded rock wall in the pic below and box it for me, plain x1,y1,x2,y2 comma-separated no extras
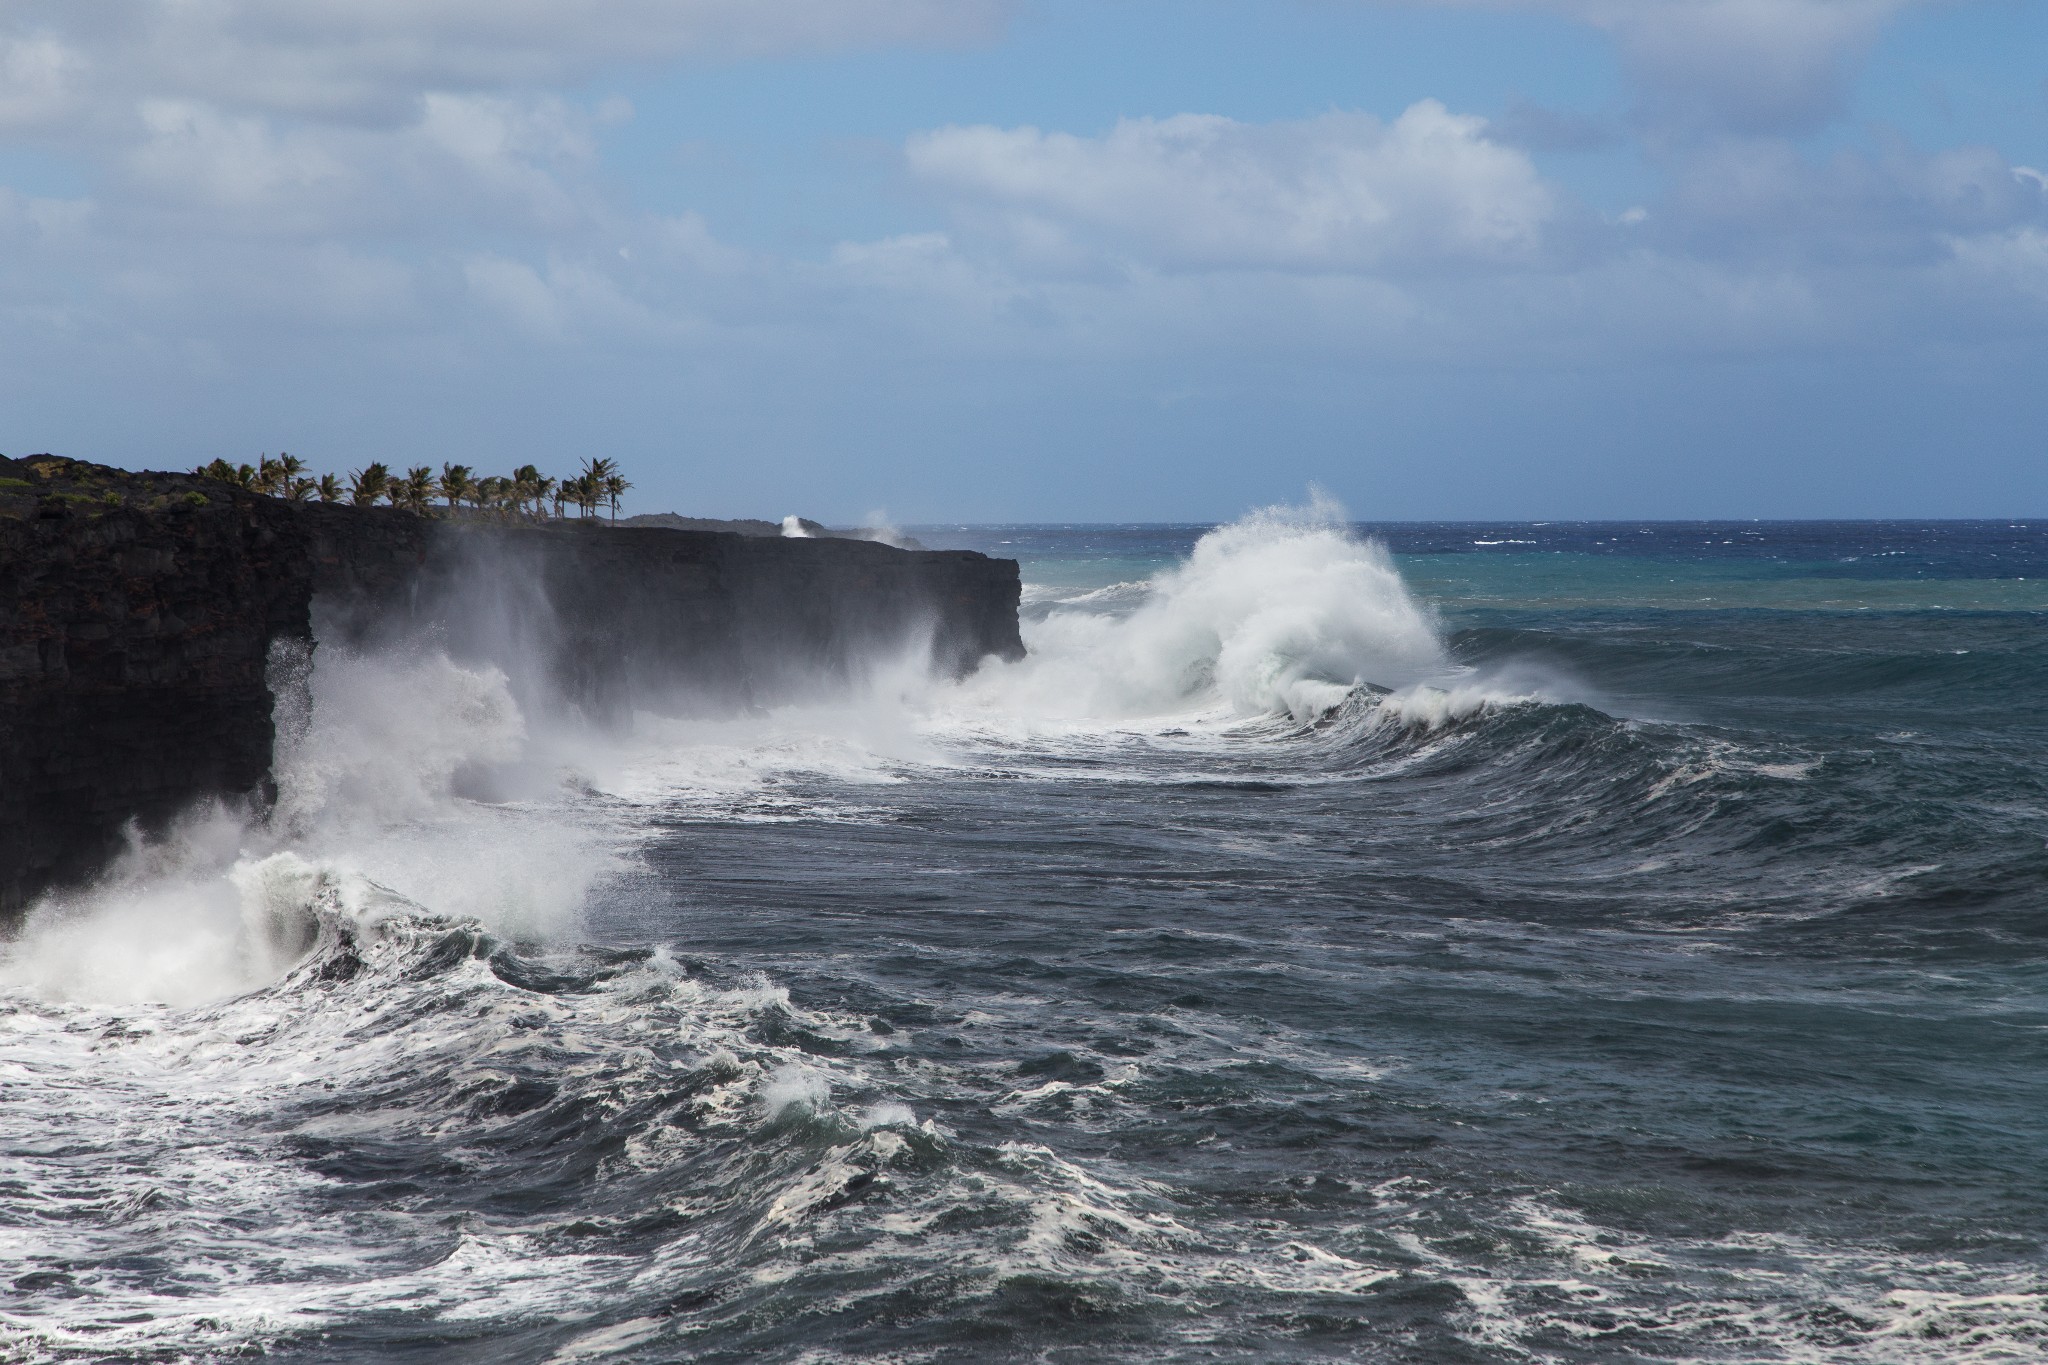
0,458,312,912
0,456,1022,912
303,511,1024,709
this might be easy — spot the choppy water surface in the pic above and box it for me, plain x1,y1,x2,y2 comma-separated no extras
4,515,2045,1362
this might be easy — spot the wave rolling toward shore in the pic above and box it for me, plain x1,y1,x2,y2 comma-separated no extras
3,507,2045,1362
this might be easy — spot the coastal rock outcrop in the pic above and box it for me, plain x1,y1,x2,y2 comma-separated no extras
0,458,313,912
0,455,1022,912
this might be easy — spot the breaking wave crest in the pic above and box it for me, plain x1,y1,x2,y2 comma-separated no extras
969,496,1454,724
5,510,2042,1362
16,889,2038,1365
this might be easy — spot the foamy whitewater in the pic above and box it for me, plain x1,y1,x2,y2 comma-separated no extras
3,507,2045,1362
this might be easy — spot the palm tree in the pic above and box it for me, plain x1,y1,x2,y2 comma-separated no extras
602,470,630,522
474,475,507,517
349,462,391,506
400,465,436,513
571,471,603,518
315,473,343,503
535,474,558,520
511,464,542,518
439,463,477,511
569,462,614,519
252,454,281,496
198,458,255,487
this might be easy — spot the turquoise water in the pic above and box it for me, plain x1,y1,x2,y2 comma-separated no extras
926,521,2048,612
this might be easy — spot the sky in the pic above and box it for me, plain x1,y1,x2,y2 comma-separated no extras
0,0,2044,522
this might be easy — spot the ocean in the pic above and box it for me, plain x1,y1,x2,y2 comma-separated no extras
3,510,2045,1362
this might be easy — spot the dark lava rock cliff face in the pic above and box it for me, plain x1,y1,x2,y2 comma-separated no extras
1,455,1022,913
0,458,313,912
297,504,1021,707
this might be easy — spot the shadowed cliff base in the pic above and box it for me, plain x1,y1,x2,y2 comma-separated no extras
0,454,1023,913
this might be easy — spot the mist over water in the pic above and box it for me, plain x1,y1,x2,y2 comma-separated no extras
4,509,2046,1362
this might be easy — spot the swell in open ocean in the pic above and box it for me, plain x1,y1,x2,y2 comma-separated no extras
4,505,2045,1362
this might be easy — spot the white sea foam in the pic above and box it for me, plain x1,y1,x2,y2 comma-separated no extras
762,1063,832,1118
1,508,2032,1363
960,495,1447,725
0,497,1553,1009
1,641,623,1007
0,930,925,1359
555,498,1562,796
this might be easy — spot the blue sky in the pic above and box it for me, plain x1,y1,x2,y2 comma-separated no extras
1,1,2043,520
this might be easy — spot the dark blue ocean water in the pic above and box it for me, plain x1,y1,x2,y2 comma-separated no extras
3,518,2045,1362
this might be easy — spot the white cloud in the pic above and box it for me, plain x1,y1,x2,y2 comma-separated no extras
0,31,76,131
0,0,2041,516
1945,227,2048,304
908,102,1556,274
1393,0,1913,136
99,91,611,240
1599,0,1906,137
1653,137,2048,264
0,1,1009,122
0,0,1008,291
463,255,569,336
463,250,696,341
128,100,356,218
411,94,599,227
0,187,92,243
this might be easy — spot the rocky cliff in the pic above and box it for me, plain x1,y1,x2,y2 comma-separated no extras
295,503,1020,707
0,455,1022,912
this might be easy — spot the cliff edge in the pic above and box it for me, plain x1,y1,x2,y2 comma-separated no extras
0,455,1022,913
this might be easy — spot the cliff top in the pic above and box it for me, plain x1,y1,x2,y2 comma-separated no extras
0,454,247,520
1,456,889,543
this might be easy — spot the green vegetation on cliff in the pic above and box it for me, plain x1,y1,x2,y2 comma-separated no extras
195,453,633,521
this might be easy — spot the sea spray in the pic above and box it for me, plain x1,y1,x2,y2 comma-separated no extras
0,640,624,1005
1,520,2044,1361
962,495,1446,723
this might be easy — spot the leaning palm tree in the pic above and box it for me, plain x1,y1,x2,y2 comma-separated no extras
578,457,614,502
349,462,391,506
439,463,477,511
252,454,281,496
535,474,559,520
400,465,436,513
590,467,611,518
276,453,306,488
315,473,343,503
602,471,630,522
570,471,601,518
474,475,507,518
511,464,542,518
